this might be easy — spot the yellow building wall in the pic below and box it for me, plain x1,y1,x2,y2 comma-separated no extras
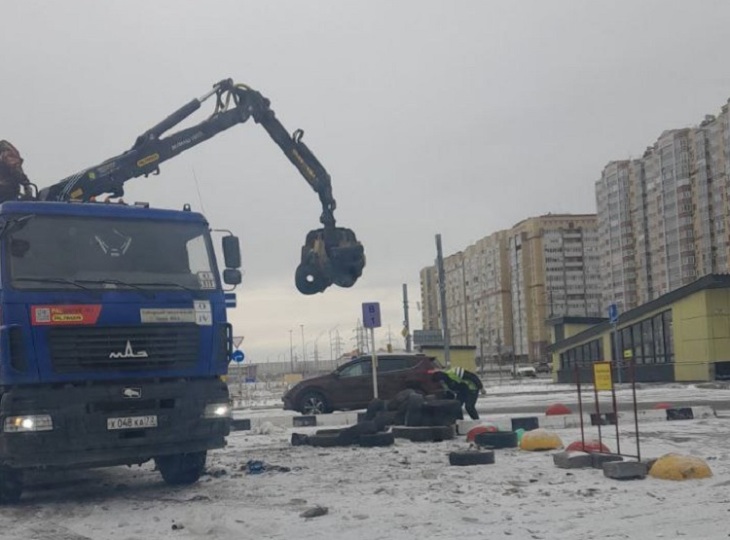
552,286,730,383
673,289,730,381
420,347,477,372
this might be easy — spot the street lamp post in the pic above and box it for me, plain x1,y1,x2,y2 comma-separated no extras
300,324,306,375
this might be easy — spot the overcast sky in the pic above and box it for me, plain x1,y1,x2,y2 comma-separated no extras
3,1,729,364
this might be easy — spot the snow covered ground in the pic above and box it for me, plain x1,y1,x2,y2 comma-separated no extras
4,385,730,540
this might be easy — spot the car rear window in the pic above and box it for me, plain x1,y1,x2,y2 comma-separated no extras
378,357,413,372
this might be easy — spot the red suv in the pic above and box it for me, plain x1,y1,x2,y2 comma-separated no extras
282,353,443,414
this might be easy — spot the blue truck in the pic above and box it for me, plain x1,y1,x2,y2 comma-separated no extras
0,79,365,502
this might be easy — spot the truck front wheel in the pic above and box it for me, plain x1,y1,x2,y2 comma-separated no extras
0,468,22,504
155,451,207,486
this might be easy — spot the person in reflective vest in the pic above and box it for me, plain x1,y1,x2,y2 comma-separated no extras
432,366,486,420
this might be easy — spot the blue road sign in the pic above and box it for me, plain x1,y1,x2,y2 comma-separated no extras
231,349,245,363
608,303,619,324
362,302,382,329
224,293,237,308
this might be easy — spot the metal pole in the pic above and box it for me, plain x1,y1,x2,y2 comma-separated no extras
593,373,602,449
576,364,585,447
238,362,243,400
289,329,294,373
403,283,412,352
610,371,621,455
436,234,451,366
479,334,485,377
370,327,379,398
300,324,306,374
631,356,641,461
613,322,622,384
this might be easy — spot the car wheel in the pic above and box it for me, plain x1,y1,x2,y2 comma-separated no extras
448,449,495,466
0,468,22,504
299,391,330,415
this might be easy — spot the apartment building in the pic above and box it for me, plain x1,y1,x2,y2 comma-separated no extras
509,214,602,361
595,160,641,310
597,98,730,309
420,215,601,364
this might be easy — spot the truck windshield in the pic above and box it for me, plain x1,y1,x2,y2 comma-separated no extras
5,215,218,291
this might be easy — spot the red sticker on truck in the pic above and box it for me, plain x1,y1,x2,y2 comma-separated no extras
31,305,102,326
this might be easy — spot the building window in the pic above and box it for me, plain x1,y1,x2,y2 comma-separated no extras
610,310,673,365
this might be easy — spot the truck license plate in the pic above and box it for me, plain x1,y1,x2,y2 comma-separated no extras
107,415,158,430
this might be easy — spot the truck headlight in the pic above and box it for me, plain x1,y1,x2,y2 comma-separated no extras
4,414,53,432
203,403,231,419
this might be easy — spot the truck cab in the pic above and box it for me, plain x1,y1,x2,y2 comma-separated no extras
0,200,240,502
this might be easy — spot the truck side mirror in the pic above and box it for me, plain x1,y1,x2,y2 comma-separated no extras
223,269,242,285
222,235,241,269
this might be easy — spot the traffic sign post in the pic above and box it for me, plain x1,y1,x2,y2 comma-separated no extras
231,349,245,399
362,302,381,399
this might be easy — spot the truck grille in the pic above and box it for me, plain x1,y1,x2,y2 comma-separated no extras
49,324,200,373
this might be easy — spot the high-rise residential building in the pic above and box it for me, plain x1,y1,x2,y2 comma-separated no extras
597,98,730,309
420,214,601,364
509,214,601,362
596,160,641,309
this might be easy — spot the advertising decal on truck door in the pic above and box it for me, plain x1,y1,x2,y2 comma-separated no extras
31,305,102,325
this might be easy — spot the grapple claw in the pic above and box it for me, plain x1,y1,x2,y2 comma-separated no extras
295,227,365,294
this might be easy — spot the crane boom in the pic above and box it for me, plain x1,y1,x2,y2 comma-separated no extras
36,79,364,294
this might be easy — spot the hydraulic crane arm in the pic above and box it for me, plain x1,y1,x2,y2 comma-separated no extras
37,79,365,294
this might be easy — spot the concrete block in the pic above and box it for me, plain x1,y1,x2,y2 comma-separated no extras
666,407,693,421
511,417,540,432
293,415,317,427
602,460,648,480
553,451,593,469
590,412,617,426
231,418,251,431
591,452,623,469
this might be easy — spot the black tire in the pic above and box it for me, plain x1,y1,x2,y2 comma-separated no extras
295,263,331,295
308,434,351,448
358,432,395,447
365,399,387,420
449,450,495,466
423,399,463,426
0,468,22,504
393,426,433,442
392,425,454,442
155,451,207,486
431,425,455,442
299,391,330,415
474,431,518,449
404,394,425,427
315,428,345,436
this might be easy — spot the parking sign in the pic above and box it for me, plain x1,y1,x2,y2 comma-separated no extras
362,302,381,329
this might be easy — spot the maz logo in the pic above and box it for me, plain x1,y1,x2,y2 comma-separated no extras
122,387,142,399
110,340,149,359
